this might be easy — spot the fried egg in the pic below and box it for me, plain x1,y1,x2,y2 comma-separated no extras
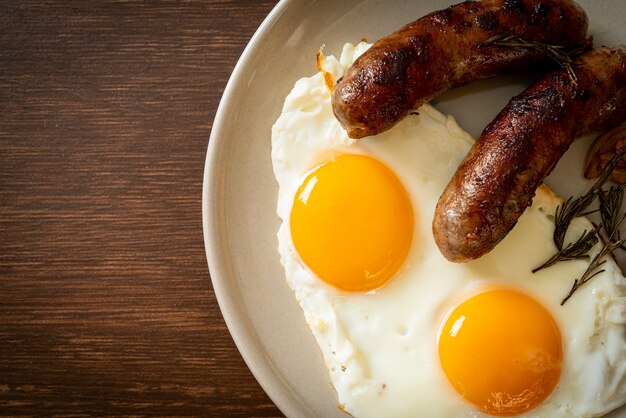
271,42,626,417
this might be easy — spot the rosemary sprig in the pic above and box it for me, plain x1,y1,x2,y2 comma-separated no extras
599,184,626,235
561,210,626,305
482,34,585,84
532,226,598,273
532,151,626,304
589,149,626,194
535,169,611,270
551,194,597,251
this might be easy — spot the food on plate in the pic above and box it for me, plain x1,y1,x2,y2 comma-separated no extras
433,46,626,263
271,43,626,417
532,152,626,305
331,0,590,139
585,125,626,183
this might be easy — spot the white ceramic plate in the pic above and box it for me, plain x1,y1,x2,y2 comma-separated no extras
203,1,626,416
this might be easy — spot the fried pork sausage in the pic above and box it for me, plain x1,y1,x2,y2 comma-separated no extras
433,46,626,263
332,0,590,139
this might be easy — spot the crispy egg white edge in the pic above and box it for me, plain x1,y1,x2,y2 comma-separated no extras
271,42,626,418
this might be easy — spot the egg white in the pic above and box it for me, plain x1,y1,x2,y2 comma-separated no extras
271,42,626,418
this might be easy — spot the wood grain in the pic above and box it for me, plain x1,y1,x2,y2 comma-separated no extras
0,1,282,416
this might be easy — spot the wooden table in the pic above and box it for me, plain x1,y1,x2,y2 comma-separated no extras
1,1,283,416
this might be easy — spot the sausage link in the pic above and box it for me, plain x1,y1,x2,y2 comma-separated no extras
332,0,590,139
433,46,626,262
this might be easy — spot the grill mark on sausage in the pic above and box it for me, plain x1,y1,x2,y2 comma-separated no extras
332,0,590,139
433,46,626,262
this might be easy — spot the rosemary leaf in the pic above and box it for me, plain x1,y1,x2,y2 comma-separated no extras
559,213,626,305
561,266,605,305
532,228,598,273
553,194,596,249
599,185,625,235
590,150,626,194
482,35,584,85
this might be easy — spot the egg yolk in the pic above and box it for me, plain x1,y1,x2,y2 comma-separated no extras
438,289,562,416
290,154,413,292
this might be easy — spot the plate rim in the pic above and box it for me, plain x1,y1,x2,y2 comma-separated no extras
202,0,304,416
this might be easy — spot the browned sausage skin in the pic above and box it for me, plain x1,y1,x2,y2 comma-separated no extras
332,0,590,139
433,46,626,263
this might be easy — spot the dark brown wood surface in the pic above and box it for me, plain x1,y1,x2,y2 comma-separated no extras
0,1,283,416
